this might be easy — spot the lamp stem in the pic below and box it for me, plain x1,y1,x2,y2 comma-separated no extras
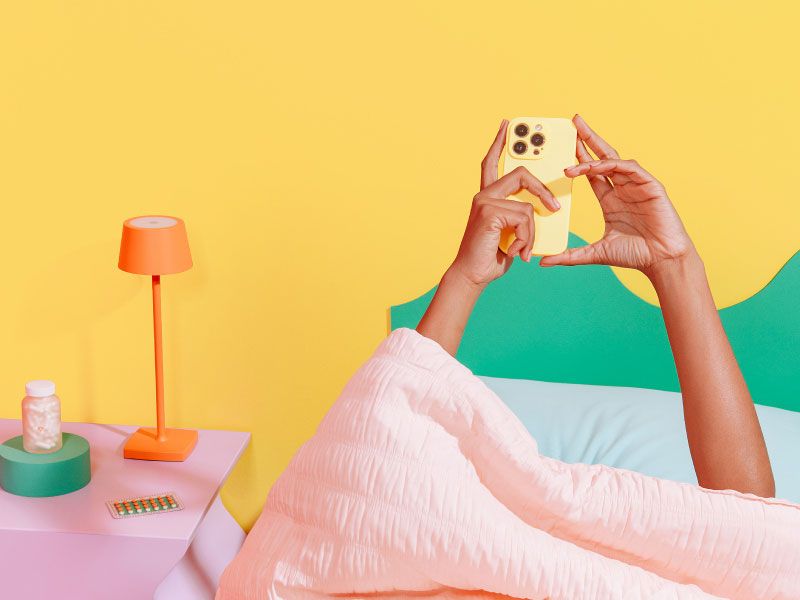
152,275,167,442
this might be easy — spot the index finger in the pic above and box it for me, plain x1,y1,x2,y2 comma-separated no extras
573,114,619,160
480,119,509,190
564,159,652,185
480,165,560,211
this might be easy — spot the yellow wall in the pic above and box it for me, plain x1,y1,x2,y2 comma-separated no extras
1,1,798,529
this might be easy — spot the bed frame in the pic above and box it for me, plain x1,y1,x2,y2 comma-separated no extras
390,234,800,413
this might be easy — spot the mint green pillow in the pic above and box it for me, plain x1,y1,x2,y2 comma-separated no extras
481,376,800,502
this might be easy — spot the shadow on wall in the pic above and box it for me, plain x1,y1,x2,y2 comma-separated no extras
16,240,141,422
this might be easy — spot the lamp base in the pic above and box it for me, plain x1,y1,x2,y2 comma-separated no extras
123,427,198,462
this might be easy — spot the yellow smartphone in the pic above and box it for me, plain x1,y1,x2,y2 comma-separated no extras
498,116,577,256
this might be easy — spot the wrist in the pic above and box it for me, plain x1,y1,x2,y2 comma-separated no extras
443,264,489,297
645,249,705,292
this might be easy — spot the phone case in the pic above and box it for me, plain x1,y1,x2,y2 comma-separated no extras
499,116,577,256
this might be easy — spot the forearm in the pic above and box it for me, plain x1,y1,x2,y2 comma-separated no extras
648,252,774,496
416,267,485,356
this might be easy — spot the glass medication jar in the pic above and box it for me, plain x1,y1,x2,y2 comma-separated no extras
22,380,62,453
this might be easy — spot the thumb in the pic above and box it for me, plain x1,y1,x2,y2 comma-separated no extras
539,243,604,267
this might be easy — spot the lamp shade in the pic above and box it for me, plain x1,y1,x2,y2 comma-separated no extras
118,216,192,275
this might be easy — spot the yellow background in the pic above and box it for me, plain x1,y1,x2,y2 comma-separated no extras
0,1,797,529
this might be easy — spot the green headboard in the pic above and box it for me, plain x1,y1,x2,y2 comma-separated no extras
391,234,800,412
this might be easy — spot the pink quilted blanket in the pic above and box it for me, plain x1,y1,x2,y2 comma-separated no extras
217,328,800,599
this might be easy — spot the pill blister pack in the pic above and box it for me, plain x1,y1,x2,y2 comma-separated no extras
107,492,183,518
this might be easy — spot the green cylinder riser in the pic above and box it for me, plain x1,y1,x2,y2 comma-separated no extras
0,432,91,497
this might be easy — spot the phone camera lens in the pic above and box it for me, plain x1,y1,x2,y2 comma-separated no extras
531,133,545,147
513,141,527,154
514,124,529,137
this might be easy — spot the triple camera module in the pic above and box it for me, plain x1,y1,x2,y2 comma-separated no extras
512,122,545,156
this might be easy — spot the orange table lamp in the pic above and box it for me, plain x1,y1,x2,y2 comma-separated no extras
118,216,197,461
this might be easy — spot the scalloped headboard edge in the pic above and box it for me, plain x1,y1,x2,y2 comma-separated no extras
391,234,800,412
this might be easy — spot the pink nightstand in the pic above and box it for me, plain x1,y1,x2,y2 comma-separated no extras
0,420,250,600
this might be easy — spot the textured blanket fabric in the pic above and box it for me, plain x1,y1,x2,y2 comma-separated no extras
217,328,800,599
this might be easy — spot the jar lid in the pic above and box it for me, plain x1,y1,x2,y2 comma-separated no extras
25,380,56,397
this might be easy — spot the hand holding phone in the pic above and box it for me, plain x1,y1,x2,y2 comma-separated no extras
539,114,694,278
451,166,560,288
